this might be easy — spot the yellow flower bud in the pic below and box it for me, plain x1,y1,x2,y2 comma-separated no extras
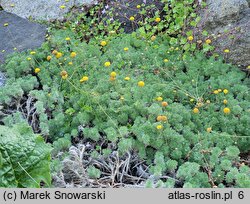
137,81,145,87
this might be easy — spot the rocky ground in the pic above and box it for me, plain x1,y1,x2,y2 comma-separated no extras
0,10,47,86
0,0,97,20
0,11,47,64
197,0,250,68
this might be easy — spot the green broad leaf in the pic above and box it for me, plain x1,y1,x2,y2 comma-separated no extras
186,30,193,36
190,13,196,18
190,43,197,51
195,16,201,23
183,43,191,50
190,21,197,27
180,37,187,45
169,37,178,45
202,30,208,36
0,124,51,187
201,2,207,8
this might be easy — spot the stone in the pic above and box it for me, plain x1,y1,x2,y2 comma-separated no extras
0,71,5,87
0,11,47,64
200,0,249,29
0,0,97,20
198,0,250,68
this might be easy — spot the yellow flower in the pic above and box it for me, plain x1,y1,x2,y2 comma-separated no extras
52,50,58,55
156,125,163,130
34,68,40,73
162,101,168,107
156,96,163,102
60,70,68,80
65,37,71,41
124,77,130,81
223,99,228,104
62,75,68,80
164,59,169,63
124,47,129,51
223,107,231,114
27,57,32,61
129,16,135,21
70,52,77,58
110,72,117,77
30,51,36,55
155,17,161,23
47,55,52,61
60,5,66,9
68,62,73,65
110,76,116,81
104,61,111,67
197,102,203,108
161,116,168,121
151,36,156,41
223,89,229,94
138,81,145,87
205,39,212,44
247,65,250,69
218,89,222,93
213,90,219,94
80,76,89,83
193,108,199,114
136,5,141,9
3,23,8,27
157,115,167,122
120,96,125,100
100,41,107,46
206,127,212,133
187,36,194,41
224,49,230,53
56,52,63,59
156,116,163,122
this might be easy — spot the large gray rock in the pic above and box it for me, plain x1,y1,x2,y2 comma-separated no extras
0,11,46,63
199,0,250,67
0,0,96,20
201,0,249,29
0,72,5,87
0,11,47,86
